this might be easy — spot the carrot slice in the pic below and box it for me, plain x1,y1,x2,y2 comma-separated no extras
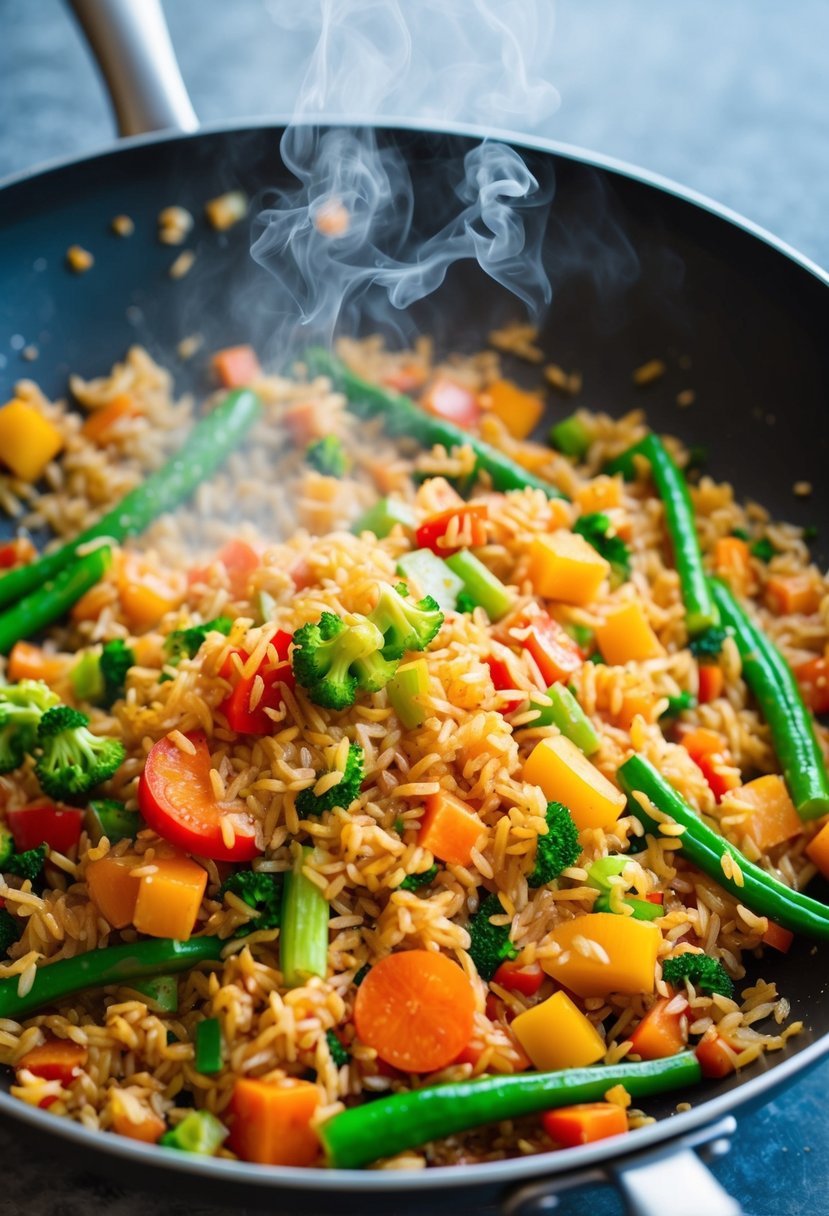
541,1102,628,1147
17,1038,88,1083
227,1077,320,1166
417,790,485,866
765,574,821,616
211,345,262,388
353,949,476,1072
82,394,139,445
629,996,688,1060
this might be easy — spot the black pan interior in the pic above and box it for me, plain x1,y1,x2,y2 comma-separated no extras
0,122,826,1179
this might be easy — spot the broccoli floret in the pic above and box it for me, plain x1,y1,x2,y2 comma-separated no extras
0,909,20,957
306,435,349,478
455,590,477,615
326,1029,350,1067
34,706,126,803
662,952,734,999
689,626,727,660
0,680,61,775
296,742,365,817
573,513,631,583
218,869,282,936
368,582,444,661
660,690,698,719
749,537,777,563
467,892,518,981
399,863,439,891
291,612,392,709
163,617,234,668
99,639,136,707
5,844,47,882
528,801,581,889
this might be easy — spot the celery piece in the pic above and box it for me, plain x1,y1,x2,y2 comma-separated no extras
444,550,513,621
85,798,142,845
353,497,417,539
585,856,630,891
593,892,664,922
195,1017,222,1074
69,651,105,704
396,549,463,612
532,684,600,755
128,974,179,1013
257,588,278,624
280,846,329,988
549,415,591,460
387,658,429,729
159,1110,227,1156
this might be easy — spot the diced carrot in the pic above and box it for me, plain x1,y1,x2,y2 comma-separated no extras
353,949,476,1072
765,574,821,616
492,959,544,996
792,656,829,715
132,853,208,940
283,401,322,446
616,688,660,730
761,921,794,953
86,853,142,928
713,537,753,596
7,641,66,685
478,379,544,440
628,996,688,1060
541,1102,628,1147
421,379,481,429
81,394,139,444
679,727,740,800
415,503,488,556
290,557,315,591
695,1029,737,1078
0,398,64,481
110,1097,166,1144
805,819,829,880
697,664,724,704
216,539,261,597
721,774,801,851
228,1078,320,1166
17,1038,88,1083
417,790,485,866
210,345,262,388
71,579,116,623
595,600,664,665
117,554,185,630
523,613,583,686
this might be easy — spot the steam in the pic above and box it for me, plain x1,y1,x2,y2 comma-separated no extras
252,0,561,345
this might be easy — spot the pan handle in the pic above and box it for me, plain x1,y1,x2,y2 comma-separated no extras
67,0,198,136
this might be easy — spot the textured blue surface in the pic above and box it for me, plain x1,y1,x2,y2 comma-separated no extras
0,2,827,1213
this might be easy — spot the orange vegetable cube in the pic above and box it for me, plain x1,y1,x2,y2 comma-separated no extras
227,1078,320,1166
132,853,207,940
805,819,829,880
595,600,665,665
792,655,829,715
0,398,64,482
695,1029,737,1078
17,1037,89,1082
761,921,794,953
721,774,801,851
86,853,142,929
575,476,624,515
210,345,262,388
527,531,610,606
417,790,485,867
628,995,688,1060
7,641,66,686
713,537,753,596
523,735,626,831
541,913,660,997
765,574,821,616
697,664,724,703
512,990,605,1071
479,379,544,440
617,688,660,730
110,1092,166,1143
542,1102,628,1147
81,394,139,444
118,554,185,630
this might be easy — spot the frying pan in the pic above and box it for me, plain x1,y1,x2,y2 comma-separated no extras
0,2,827,1212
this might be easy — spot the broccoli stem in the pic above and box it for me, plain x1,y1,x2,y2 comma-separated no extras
0,389,262,614
0,936,222,1020
280,847,329,988
0,546,112,655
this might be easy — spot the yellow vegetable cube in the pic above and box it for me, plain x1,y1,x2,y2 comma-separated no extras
480,379,544,440
133,854,207,940
575,475,624,515
523,735,626,831
595,600,665,665
527,531,610,606
542,913,660,997
0,399,64,482
512,990,606,1071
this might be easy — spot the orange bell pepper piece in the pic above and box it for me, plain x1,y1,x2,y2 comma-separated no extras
542,1102,628,1147
227,1078,320,1166
629,996,688,1060
765,574,821,616
82,394,139,444
417,790,485,866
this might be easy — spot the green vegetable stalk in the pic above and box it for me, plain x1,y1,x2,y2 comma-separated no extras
280,847,329,988
532,684,600,755
0,546,112,655
444,550,513,621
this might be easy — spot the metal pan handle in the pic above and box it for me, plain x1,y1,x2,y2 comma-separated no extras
67,0,198,136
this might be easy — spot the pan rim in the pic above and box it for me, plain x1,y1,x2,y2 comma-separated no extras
0,111,827,1191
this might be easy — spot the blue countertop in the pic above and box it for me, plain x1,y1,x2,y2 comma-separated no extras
0,2,827,1213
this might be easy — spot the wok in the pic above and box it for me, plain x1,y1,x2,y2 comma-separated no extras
0,2,827,1212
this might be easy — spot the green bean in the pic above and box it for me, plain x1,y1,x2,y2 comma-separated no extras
709,577,829,819
618,754,829,938
0,389,263,613
319,1053,701,1168
0,545,112,654
606,435,719,635
304,347,567,500
0,936,222,1020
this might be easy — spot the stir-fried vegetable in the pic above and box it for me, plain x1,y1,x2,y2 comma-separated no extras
35,706,125,803
280,847,329,988
296,742,364,816
0,546,113,655
466,892,518,980
527,801,581,888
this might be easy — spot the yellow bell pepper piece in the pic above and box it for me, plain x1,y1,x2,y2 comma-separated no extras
512,990,606,1071
523,734,626,831
595,600,665,665
132,854,207,940
479,379,544,440
575,475,624,515
542,912,661,997
0,399,64,482
86,853,142,929
527,531,610,606
117,554,185,630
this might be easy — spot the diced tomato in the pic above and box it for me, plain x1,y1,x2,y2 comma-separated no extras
219,640,295,735
6,802,84,854
421,379,482,429
415,503,489,556
792,656,829,716
452,1037,488,1068
697,664,724,704
492,959,544,996
645,892,664,905
695,1029,737,1079
679,727,740,800
138,731,260,862
523,614,584,686
16,1038,88,1083
0,538,35,570
485,655,525,714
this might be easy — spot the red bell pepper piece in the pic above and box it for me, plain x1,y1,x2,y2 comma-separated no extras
415,503,489,557
523,614,584,686
492,959,544,996
220,633,295,734
485,654,525,714
6,802,84,853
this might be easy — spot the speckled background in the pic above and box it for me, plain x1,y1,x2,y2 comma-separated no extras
0,2,827,1213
